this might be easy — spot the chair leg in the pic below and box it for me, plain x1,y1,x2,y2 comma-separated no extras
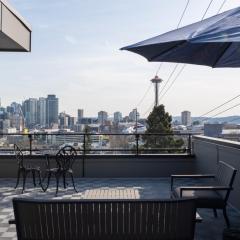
15,169,21,189
22,172,27,194
63,173,66,189
44,172,51,192
70,173,77,193
213,209,218,218
37,171,44,191
32,170,36,187
223,207,230,228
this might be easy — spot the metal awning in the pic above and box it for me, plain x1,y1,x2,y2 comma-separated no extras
0,0,31,52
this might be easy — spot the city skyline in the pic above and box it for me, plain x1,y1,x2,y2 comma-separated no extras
2,95,240,122
0,0,240,117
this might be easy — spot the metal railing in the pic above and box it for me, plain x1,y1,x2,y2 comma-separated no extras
0,133,193,155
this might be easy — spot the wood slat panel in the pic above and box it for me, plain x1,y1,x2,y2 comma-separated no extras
13,199,196,240
51,203,60,240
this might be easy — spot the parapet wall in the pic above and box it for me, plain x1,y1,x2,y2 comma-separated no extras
193,135,240,211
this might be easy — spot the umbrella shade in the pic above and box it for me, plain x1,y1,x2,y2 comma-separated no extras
121,7,240,68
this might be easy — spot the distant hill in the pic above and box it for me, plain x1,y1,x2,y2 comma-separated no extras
172,116,240,124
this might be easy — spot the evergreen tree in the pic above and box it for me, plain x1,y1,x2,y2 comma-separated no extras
144,105,184,152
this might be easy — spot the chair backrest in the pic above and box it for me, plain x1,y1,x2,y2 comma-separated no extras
14,144,24,168
55,145,77,170
12,198,196,240
215,161,237,200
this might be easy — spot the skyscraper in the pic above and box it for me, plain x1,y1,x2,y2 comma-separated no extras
181,111,191,126
46,95,59,127
77,109,84,123
59,112,69,129
114,111,122,123
98,111,108,125
38,97,46,127
22,98,38,128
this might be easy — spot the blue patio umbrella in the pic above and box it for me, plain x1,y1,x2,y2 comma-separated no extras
121,7,240,68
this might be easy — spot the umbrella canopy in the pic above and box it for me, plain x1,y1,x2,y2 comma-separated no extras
121,7,240,68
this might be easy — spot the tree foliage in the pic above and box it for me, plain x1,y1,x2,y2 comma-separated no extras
144,105,184,152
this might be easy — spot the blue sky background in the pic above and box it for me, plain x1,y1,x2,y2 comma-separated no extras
1,0,240,117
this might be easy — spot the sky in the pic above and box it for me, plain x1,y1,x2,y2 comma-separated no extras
1,0,240,118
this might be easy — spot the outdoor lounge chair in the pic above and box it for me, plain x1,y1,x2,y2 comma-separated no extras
171,161,237,227
10,198,197,240
14,144,43,193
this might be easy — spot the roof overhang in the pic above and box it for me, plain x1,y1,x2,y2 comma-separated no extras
0,0,31,52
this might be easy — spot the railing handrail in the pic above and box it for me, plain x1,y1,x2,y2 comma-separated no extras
0,132,198,136
0,132,195,156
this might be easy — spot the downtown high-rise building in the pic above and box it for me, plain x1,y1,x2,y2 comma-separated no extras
98,111,108,125
113,111,122,123
22,98,38,127
38,97,46,127
181,111,191,126
46,95,59,127
77,109,84,123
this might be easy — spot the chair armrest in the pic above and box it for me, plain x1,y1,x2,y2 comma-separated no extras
170,174,215,190
179,186,233,197
8,219,16,225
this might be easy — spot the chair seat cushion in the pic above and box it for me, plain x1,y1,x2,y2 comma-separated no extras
172,187,225,208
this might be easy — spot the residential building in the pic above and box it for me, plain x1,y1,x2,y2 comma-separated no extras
181,111,191,126
80,117,96,125
204,123,223,138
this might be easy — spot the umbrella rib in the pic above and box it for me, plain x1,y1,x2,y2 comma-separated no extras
149,41,186,61
212,42,232,67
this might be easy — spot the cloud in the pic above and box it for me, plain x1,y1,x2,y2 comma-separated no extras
64,35,78,45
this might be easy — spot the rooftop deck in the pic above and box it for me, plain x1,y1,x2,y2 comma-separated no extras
0,178,239,240
0,135,240,239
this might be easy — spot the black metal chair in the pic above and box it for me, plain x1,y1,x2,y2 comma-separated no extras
10,198,197,240
14,144,43,193
44,145,77,195
171,161,237,227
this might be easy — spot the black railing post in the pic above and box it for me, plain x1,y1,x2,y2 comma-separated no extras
83,134,86,155
136,134,139,156
28,134,33,155
188,134,192,155
82,134,86,177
